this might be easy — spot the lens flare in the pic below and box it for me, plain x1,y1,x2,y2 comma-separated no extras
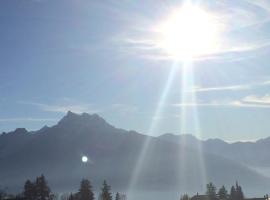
82,156,88,163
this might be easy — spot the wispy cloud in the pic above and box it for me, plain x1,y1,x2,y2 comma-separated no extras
221,0,270,29
192,85,250,92
19,101,100,114
172,94,270,109
117,0,270,61
18,101,139,116
241,94,270,105
172,101,233,108
192,79,270,93
229,100,270,108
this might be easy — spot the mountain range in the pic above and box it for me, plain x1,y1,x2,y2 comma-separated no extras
0,111,269,200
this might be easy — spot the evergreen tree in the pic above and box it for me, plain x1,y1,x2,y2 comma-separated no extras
235,182,244,200
115,192,120,200
206,182,216,200
180,194,190,200
230,186,236,200
35,174,51,200
78,179,94,200
99,180,112,200
23,179,36,200
60,193,70,200
68,193,75,200
0,189,6,200
218,185,228,200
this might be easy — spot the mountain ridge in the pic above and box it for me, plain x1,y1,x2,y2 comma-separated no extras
0,111,270,199
2,111,270,144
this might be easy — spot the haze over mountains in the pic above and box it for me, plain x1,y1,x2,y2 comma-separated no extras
0,112,269,199
159,133,270,169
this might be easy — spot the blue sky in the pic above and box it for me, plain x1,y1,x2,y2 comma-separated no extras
1,0,270,141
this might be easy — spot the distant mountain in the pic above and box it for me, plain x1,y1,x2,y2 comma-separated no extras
0,112,269,199
158,133,270,168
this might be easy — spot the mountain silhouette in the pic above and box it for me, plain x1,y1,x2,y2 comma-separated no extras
0,112,269,198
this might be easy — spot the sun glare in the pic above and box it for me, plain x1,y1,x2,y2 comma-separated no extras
157,4,221,60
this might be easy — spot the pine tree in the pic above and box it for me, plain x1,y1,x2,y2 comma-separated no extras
218,185,228,200
35,175,51,200
68,193,75,200
99,180,112,200
206,182,216,200
0,189,6,200
180,194,190,200
23,179,36,200
230,186,236,200
235,182,244,200
78,179,95,200
115,192,120,200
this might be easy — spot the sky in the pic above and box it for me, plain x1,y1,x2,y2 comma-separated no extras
1,0,270,141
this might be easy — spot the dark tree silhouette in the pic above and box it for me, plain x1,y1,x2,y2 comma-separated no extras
218,185,228,200
78,179,95,200
23,179,36,200
68,193,75,200
0,189,6,200
206,182,217,200
180,194,190,200
35,175,51,200
99,180,112,200
22,175,51,200
230,186,236,200
235,182,244,200
115,192,120,200
229,182,244,200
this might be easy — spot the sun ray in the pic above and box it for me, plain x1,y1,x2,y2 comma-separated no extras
178,61,207,192
127,63,178,200
127,2,219,197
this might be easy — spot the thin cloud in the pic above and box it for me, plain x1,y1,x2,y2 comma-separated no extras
246,0,270,17
172,102,270,108
18,101,100,114
242,94,270,105
192,79,270,93
172,102,231,107
18,101,139,115
172,95,270,109
117,0,270,61
230,100,270,108
221,0,270,29
193,85,250,92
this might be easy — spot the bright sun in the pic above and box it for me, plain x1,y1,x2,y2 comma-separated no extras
157,4,221,60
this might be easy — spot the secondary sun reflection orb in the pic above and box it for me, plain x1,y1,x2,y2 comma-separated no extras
156,3,222,60
82,156,88,163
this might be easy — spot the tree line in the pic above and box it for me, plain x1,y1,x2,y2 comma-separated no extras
0,175,125,200
1,178,269,200
180,181,260,200
67,179,124,200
